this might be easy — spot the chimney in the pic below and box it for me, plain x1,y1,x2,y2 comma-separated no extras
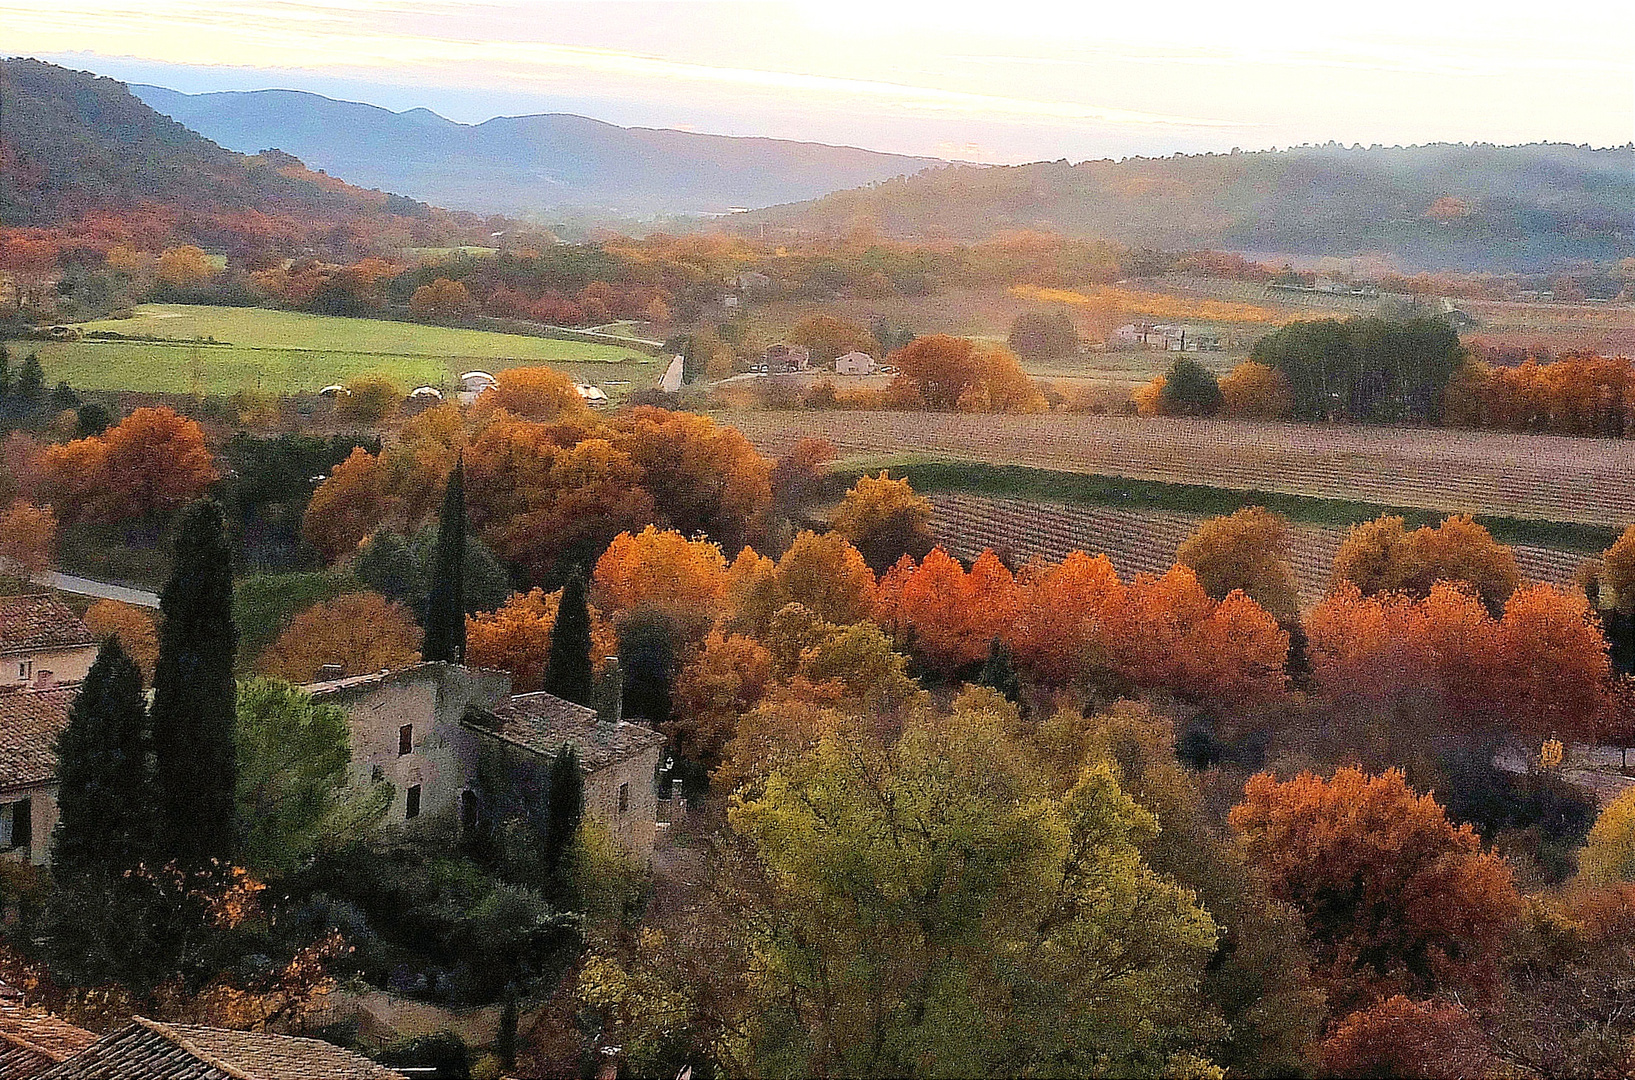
318,663,345,681
32,669,54,690
595,657,622,728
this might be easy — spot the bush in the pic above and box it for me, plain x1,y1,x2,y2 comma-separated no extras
336,376,402,423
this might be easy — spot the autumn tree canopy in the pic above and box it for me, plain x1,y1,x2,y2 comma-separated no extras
830,471,935,576
1176,506,1300,621
257,592,422,683
1331,514,1521,614
1231,767,1520,1011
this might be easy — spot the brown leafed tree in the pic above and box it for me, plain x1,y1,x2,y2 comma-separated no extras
257,592,422,683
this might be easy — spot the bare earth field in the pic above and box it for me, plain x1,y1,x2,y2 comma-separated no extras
927,492,1586,611
718,410,1635,527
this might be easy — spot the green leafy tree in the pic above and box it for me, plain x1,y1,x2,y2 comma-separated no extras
235,678,388,874
422,458,467,663
15,353,45,408
545,568,594,706
725,696,1222,1076
52,639,155,875
354,524,510,624
151,498,239,865
1158,357,1224,416
1008,309,1080,360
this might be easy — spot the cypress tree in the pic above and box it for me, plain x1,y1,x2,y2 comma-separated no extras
52,640,155,875
422,458,466,663
978,636,1026,718
15,353,45,407
542,744,583,875
150,498,239,865
544,568,593,706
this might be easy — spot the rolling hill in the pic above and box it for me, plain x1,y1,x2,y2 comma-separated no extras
743,143,1635,271
0,59,483,254
131,85,944,218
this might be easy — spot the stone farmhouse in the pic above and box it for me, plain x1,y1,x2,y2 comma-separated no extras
304,661,666,860
0,587,664,866
0,596,98,866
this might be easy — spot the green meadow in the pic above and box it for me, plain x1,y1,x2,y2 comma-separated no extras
34,304,656,394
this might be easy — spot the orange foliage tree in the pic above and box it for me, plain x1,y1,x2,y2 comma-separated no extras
670,629,774,766
409,277,473,320
609,406,772,552
475,366,589,422
1219,361,1295,420
1320,996,1496,1079
465,587,617,692
0,499,56,572
876,548,1018,673
302,447,392,561
1308,580,1608,739
1331,515,1520,614
38,406,216,523
1230,767,1520,1010
257,592,422,683
83,600,160,682
886,335,1046,413
592,526,729,636
788,313,877,365
830,471,935,576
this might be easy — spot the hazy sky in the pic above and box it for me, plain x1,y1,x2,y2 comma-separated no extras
6,0,1633,162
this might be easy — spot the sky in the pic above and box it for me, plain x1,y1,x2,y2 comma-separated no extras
4,0,1633,163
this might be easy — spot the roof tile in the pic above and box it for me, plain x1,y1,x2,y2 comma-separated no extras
0,685,75,790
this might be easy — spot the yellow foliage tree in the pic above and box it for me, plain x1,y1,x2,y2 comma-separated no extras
0,499,56,572
1580,785,1635,885
1176,506,1300,621
1220,362,1294,420
773,530,876,626
156,245,214,287
830,472,935,575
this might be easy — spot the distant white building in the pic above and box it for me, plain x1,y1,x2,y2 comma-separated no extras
576,383,611,407
835,351,877,376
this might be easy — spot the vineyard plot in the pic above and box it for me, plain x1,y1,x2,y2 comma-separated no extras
927,492,1586,610
721,410,1635,528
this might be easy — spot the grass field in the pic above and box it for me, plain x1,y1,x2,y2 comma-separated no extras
720,409,1635,529
36,304,656,394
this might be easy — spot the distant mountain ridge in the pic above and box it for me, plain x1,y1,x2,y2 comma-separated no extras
742,143,1635,271
132,85,945,218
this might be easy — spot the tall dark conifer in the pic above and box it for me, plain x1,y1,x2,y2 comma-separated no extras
542,744,583,875
978,636,1026,718
52,640,155,875
544,568,593,706
422,458,466,663
150,498,239,865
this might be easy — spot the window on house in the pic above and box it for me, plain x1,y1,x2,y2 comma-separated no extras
398,724,413,756
618,782,630,814
0,799,31,853
405,784,421,819
17,660,31,680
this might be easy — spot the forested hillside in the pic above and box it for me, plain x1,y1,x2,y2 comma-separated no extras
0,59,486,256
747,142,1635,271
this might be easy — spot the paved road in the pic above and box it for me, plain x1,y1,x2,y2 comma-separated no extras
33,571,160,608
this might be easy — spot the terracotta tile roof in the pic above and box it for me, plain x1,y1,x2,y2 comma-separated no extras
465,691,666,772
0,596,95,657
0,1006,97,1078
0,685,75,791
35,1016,405,1079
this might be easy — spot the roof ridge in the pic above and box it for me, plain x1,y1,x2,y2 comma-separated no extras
132,1016,258,1080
